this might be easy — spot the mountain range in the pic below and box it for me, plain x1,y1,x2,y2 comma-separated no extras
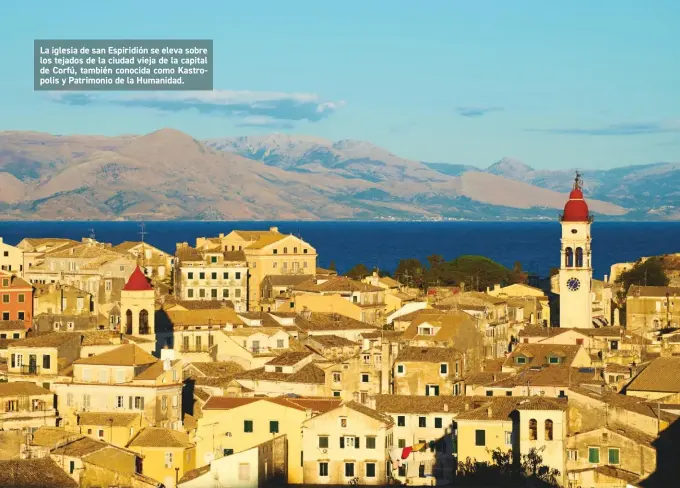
0,128,676,221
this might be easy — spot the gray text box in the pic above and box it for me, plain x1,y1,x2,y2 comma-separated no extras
34,39,213,91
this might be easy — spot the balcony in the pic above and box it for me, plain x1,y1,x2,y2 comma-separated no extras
19,365,42,375
179,345,213,353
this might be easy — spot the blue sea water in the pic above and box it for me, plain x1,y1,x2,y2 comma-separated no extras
1,221,679,279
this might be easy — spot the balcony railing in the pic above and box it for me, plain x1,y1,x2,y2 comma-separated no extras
19,365,42,375
179,345,213,353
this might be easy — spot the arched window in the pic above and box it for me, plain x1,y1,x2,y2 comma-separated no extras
283,247,288,254
565,247,573,267
575,247,584,267
139,309,149,334
529,419,537,440
545,419,553,441
125,310,132,335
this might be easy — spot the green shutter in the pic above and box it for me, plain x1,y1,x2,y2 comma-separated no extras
608,448,619,464
475,430,485,446
588,447,600,463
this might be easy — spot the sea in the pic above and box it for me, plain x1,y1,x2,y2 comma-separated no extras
1,221,679,279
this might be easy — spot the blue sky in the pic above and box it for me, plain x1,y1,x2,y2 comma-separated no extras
2,0,679,169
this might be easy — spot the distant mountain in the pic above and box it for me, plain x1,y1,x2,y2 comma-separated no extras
0,129,655,221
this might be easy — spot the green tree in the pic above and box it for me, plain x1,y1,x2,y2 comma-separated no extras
616,257,669,292
345,263,370,280
427,254,445,269
457,447,560,487
434,255,514,291
394,258,426,287
328,260,337,272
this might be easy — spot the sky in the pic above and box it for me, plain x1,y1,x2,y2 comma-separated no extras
1,0,679,170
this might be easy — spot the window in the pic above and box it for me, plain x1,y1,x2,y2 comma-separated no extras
545,419,553,440
199,272,205,280
345,462,355,477
235,272,241,279
486,390,493,397
426,384,439,396
588,447,600,464
397,415,405,427
608,448,620,464
434,417,442,428
210,271,217,280
398,438,406,448
333,391,341,397
238,463,250,481
1,294,8,303
235,289,241,298
161,396,168,411
398,463,407,477
475,429,486,446
1,312,8,320
199,289,206,298
99,369,107,383
188,272,194,279
116,396,124,408
440,363,448,375
529,419,537,440
223,448,234,456
83,394,91,409
82,368,91,381
396,364,405,374
98,429,104,438
66,393,73,407
244,420,253,433
18,293,25,303
366,436,376,449
69,461,75,474
340,417,347,428
567,449,578,461
516,356,527,364
576,338,584,345
318,436,329,448
15,311,23,321
361,373,369,383
333,372,342,383
506,391,513,396
133,396,144,410
211,256,217,264
419,417,426,428
548,356,560,364
270,421,279,433
319,462,329,477
42,354,50,369
365,462,376,478
505,431,513,445
211,289,218,298
187,288,194,298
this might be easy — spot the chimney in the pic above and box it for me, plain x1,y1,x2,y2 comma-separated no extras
444,403,449,412
0,237,2,244
494,284,501,292
270,227,279,233
487,407,493,418
464,403,470,411
163,359,172,371
219,233,224,239
604,274,609,283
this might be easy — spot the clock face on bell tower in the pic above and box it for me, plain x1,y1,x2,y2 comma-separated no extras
566,277,581,291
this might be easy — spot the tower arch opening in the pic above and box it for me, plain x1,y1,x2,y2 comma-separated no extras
565,247,574,268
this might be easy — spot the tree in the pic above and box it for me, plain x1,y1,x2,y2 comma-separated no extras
394,258,426,288
616,257,669,292
433,255,514,291
345,263,369,280
328,260,337,272
510,261,529,284
457,447,560,487
427,254,445,269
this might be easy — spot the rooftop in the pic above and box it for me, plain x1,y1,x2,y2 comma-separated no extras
396,346,462,363
292,276,383,293
78,412,140,427
203,396,341,414
265,351,313,366
122,265,153,291
128,427,192,448
74,344,157,367
236,362,325,384
9,332,81,349
626,357,680,393
0,458,78,488
0,381,52,398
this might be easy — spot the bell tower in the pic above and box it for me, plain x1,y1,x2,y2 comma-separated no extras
559,172,593,328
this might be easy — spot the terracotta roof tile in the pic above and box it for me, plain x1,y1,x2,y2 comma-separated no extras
74,344,157,366
373,395,470,414
0,458,78,488
128,427,192,448
78,412,140,427
52,437,107,457
235,363,325,384
344,401,394,426
265,351,313,366
309,335,357,348
292,276,383,293
0,381,52,397
396,346,462,363
294,313,378,332
626,357,680,393
9,332,81,349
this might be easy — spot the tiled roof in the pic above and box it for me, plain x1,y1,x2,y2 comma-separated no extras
78,412,140,427
166,308,243,327
203,396,341,413
505,343,583,369
265,274,315,286
373,395,470,414
265,351,313,366
294,313,378,332
9,332,81,349
455,397,535,421
316,267,337,276
74,344,157,366
82,447,137,474
570,424,656,448
134,360,179,381
48,244,119,259
223,250,247,261
52,437,107,457
379,276,401,288
236,230,287,250
30,426,80,447
235,362,325,384
186,361,244,378
179,464,211,483
309,335,357,348
0,458,78,488
514,397,568,411
484,367,603,389
0,320,25,331
628,285,680,298
626,357,680,393
396,346,462,363
292,276,383,293
344,401,394,426
176,245,204,261
568,387,679,422
128,427,192,448
400,309,476,342
225,326,285,337
164,298,233,311
0,381,52,398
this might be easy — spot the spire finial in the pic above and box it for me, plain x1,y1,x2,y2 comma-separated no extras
574,171,583,191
